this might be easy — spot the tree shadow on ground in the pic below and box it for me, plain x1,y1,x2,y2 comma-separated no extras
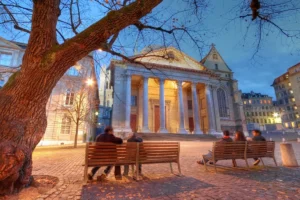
81,175,213,199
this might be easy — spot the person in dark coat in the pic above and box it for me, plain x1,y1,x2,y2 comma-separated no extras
123,133,143,176
88,126,123,180
251,129,266,166
197,130,233,165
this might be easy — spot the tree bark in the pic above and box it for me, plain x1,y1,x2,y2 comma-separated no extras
0,0,163,195
74,119,79,148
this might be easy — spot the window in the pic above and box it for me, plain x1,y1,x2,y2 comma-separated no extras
66,67,79,76
131,95,137,106
215,64,219,70
61,115,71,134
268,119,271,123
106,81,109,89
249,100,252,104
188,100,193,110
244,101,247,105
259,112,261,116
264,119,267,123
217,88,228,117
255,112,258,116
65,89,74,105
262,106,264,110
256,119,259,123
251,112,254,116
0,74,4,87
0,52,12,66
263,112,265,116
213,54,218,60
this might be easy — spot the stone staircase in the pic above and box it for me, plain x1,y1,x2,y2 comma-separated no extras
136,133,217,141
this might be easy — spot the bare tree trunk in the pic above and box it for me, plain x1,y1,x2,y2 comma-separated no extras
74,119,79,148
0,0,162,195
0,68,60,194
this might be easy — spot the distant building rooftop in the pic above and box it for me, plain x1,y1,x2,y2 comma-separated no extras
241,91,270,99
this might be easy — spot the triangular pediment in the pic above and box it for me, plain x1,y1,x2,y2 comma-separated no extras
201,45,232,72
133,47,207,71
0,36,23,50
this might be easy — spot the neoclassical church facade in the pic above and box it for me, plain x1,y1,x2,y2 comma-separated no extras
108,45,246,135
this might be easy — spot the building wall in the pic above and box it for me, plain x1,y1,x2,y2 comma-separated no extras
0,37,96,144
273,64,300,129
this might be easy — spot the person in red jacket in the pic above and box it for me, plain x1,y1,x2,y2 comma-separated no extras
88,126,123,181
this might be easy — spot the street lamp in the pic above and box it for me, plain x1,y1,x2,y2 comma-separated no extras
86,78,94,86
273,112,279,118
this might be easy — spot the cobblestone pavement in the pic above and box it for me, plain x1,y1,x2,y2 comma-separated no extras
31,141,300,200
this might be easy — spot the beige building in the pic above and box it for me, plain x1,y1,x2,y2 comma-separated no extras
109,45,247,136
241,91,281,126
272,63,300,129
0,37,97,145
99,66,113,107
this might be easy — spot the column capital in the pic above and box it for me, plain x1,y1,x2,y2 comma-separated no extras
125,71,132,77
159,77,166,83
205,83,218,90
177,80,183,88
143,74,150,79
191,81,198,86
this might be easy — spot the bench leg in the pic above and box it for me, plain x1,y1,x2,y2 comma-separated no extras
273,157,278,167
84,165,88,183
202,156,208,172
131,165,134,176
213,159,217,173
177,162,182,176
135,164,139,181
260,158,265,168
245,159,249,169
170,163,174,174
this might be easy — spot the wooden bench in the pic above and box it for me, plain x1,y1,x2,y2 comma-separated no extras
84,142,181,181
246,141,277,167
202,141,277,172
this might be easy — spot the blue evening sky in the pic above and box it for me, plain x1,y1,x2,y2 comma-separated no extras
1,0,299,99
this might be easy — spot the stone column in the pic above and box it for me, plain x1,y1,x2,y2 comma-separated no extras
191,82,203,134
159,78,168,133
124,73,132,132
205,84,217,134
177,80,188,134
141,75,151,132
212,87,222,132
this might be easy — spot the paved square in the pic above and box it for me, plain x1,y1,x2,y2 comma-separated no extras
32,141,300,200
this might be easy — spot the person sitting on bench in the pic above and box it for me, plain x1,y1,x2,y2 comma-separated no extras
197,130,233,165
88,126,123,181
123,133,143,176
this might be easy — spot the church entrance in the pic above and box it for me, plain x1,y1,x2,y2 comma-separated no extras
189,117,194,133
130,114,137,132
154,105,166,133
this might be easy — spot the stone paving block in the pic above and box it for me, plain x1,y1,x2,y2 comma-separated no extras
31,141,300,200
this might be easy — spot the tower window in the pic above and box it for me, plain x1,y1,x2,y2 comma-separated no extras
215,64,219,70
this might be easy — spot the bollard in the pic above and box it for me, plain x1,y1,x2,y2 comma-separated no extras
280,143,299,167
